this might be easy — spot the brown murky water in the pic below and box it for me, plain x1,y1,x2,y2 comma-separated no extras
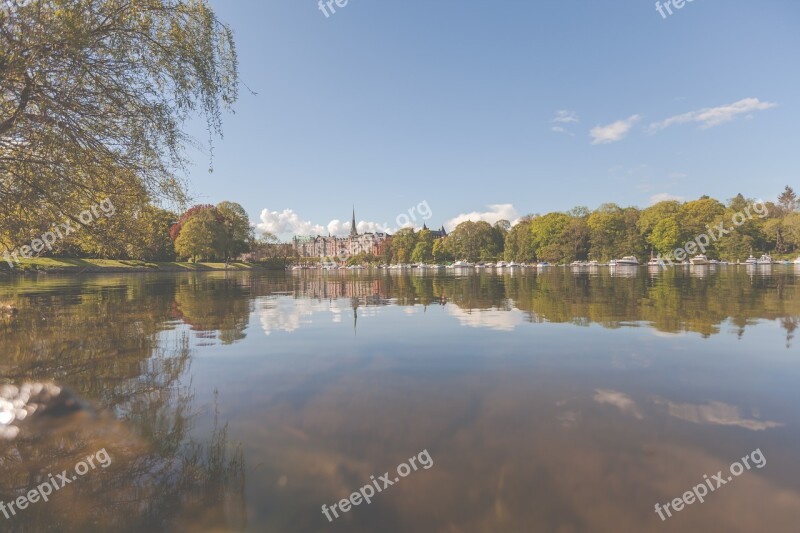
1,266,799,532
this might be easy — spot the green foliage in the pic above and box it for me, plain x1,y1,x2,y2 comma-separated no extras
1,0,238,249
174,210,227,261
442,221,503,262
216,201,255,259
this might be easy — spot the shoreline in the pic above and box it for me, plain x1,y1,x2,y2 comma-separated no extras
0,259,272,275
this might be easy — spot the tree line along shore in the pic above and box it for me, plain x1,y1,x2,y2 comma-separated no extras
2,187,799,273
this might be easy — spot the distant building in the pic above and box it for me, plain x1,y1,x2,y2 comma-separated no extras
292,208,391,259
422,223,447,239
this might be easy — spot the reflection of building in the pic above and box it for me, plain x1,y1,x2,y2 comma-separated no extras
292,209,390,259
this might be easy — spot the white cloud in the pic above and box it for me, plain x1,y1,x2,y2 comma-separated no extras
257,208,326,237
590,114,641,145
648,98,777,132
551,110,578,135
649,193,684,205
257,209,391,238
553,110,579,123
445,204,519,231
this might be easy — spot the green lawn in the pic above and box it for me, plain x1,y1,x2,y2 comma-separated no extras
1,258,261,273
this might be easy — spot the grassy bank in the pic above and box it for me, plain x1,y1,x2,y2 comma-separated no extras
0,258,266,274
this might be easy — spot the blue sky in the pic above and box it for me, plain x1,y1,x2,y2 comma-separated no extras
185,0,800,239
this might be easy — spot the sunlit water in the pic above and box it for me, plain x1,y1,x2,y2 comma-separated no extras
1,266,799,532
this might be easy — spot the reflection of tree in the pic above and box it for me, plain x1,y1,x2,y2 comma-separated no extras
243,269,800,343
0,338,246,532
172,274,251,344
0,275,246,531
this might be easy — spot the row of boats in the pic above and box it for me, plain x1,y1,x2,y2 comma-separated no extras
292,254,800,271
643,254,800,267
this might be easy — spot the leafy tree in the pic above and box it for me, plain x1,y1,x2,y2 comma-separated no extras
504,217,535,262
389,228,418,263
127,206,178,261
650,218,682,256
777,186,798,214
1,0,238,247
174,210,226,261
411,241,433,263
432,238,452,263
587,204,626,260
216,201,254,259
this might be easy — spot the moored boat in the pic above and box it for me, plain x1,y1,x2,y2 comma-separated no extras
613,256,639,266
690,254,709,266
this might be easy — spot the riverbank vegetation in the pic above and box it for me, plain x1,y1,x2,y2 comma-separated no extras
386,187,800,264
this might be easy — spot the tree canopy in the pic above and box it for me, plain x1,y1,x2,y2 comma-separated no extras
1,0,238,250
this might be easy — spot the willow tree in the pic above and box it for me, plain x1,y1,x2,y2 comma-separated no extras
0,0,238,250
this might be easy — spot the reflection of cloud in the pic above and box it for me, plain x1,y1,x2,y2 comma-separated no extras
593,389,644,419
258,297,341,335
657,400,783,431
446,307,524,331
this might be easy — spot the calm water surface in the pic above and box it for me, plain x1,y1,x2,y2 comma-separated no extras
1,266,799,532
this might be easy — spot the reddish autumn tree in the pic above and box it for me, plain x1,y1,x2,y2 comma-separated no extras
170,205,219,241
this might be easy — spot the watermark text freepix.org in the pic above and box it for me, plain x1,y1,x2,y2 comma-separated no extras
321,449,433,522
1,448,112,520
654,448,765,521
318,0,349,18
656,200,767,265
2,198,115,269
655,0,698,20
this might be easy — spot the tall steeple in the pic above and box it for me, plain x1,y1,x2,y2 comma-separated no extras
350,206,358,236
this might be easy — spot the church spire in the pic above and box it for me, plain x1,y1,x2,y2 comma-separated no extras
350,206,358,236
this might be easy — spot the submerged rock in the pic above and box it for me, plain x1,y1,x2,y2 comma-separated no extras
0,382,91,440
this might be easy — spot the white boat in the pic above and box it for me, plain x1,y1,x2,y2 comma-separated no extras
495,261,508,268
745,255,758,265
709,259,719,265
613,256,639,266
291,265,305,271
570,260,586,267
536,262,550,268
453,260,473,268
587,260,600,267
647,258,663,267
690,254,709,266
508,261,519,268
757,254,773,265
795,257,800,265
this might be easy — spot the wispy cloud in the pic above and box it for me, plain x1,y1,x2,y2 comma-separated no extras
552,110,579,124
648,97,777,132
590,114,641,145
551,110,578,136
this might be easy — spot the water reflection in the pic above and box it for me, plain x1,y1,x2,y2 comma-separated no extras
0,268,798,532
